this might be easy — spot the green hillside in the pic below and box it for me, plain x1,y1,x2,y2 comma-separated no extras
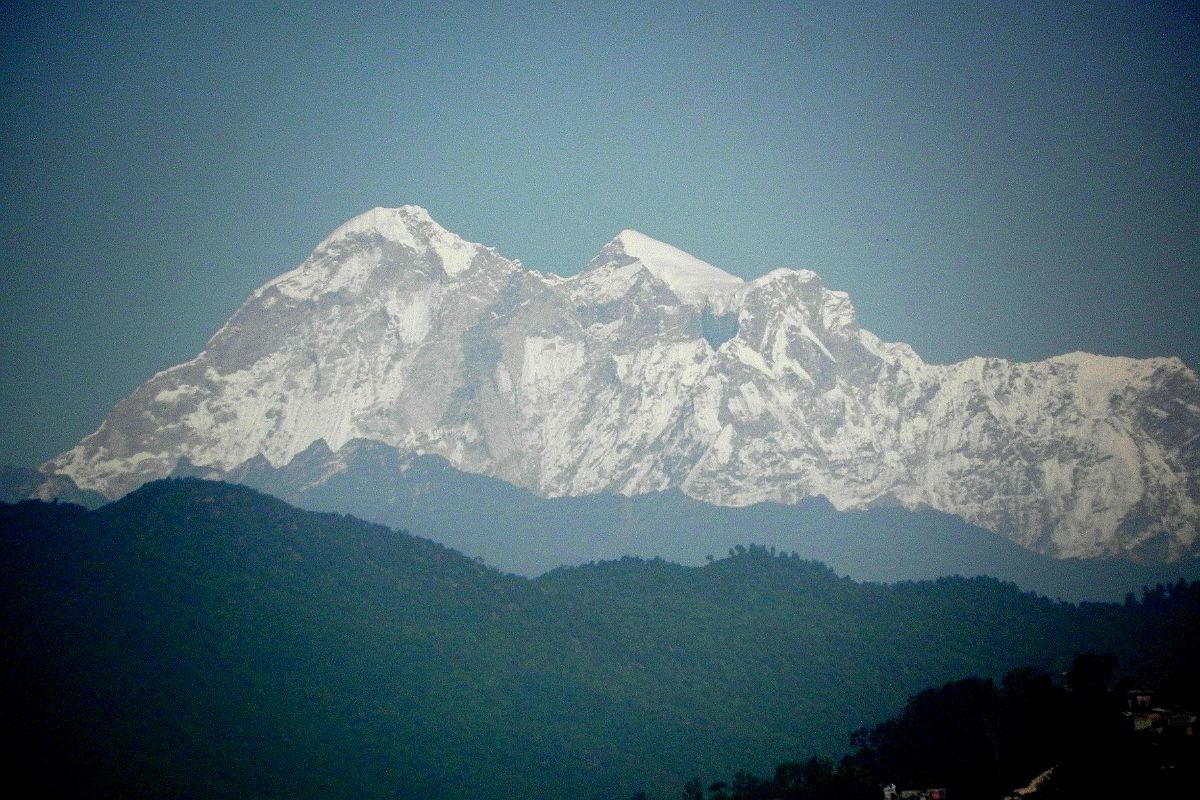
3,479,1196,799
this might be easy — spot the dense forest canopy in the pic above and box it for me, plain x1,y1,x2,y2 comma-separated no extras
3,479,1198,799
686,641,1199,800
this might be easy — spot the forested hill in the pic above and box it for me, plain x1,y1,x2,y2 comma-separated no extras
3,479,1197,800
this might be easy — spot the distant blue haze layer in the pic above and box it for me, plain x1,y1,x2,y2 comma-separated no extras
174,443,1200,602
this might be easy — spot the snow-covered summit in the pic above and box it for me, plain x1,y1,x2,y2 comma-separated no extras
608,229,744,307
320,205,485,277
317,205,439,247
260,206,491,301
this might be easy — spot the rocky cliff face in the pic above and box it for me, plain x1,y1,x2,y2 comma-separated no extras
46,206,1200,560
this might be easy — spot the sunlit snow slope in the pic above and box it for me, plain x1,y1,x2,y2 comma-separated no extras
47,206,1200,560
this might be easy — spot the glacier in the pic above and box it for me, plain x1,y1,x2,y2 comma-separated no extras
45,206,1200,561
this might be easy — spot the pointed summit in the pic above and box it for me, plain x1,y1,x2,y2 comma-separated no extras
317,206,479,274
316,205,430,244
609,229,743,307
260,206,490,301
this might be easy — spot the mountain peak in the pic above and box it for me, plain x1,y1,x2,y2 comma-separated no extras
607,229,743,307
299,205,483,278
249,206,493,303
318,205,442,247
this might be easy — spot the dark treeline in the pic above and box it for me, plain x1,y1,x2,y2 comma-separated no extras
674,584,1200,800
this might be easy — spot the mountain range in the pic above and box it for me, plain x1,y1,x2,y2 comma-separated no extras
36,206,1200,562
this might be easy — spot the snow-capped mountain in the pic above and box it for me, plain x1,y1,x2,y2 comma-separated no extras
46,206,1200,560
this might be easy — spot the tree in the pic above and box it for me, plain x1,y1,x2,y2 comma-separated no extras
708,780,730,800
1064,652,1116,697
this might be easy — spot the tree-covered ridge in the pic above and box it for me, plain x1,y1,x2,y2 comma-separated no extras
684,632,1200,800
2,479,1198,799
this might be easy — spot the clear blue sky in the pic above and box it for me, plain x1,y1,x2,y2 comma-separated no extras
2,1,1197,467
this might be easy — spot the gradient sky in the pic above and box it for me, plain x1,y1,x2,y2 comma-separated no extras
2,1,1197,467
